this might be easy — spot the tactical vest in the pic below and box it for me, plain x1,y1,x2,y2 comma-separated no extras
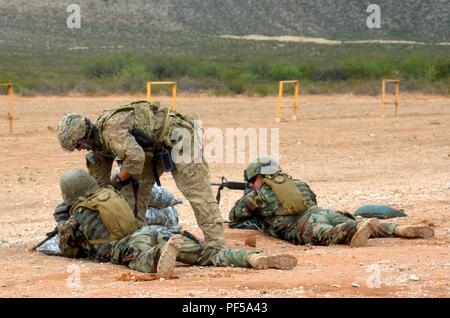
95,101,159,146
70,188,138,245
263,173,308,216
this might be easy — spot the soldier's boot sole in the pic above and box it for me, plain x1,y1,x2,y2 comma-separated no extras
156,234,184,274
395,225,434,239
248,254,298,270
351,218,380,248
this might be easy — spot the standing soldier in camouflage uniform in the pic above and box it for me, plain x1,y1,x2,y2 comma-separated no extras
229,157,434,247
55,169,298,274
57,101,225,248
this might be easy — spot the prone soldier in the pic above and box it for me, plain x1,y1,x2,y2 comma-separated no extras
54,169,298,274
229,157,434,247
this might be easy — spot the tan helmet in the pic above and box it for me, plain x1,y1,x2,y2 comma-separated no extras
60,169,99,205
244,156,281,181
57,113,88,151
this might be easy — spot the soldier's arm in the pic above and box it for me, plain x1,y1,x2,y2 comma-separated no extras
229,190,267,222
295,180,318,205
102,112,146,176
86,151,114,187
57,215,86,258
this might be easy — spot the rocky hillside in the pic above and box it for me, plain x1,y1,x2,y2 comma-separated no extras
0,0,448,52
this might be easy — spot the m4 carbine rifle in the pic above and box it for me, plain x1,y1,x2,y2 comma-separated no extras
211,177,247,204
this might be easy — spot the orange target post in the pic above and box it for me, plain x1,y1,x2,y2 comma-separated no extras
0,83,14,133
276,80,299,123
381,79,400,117
147,81,177,110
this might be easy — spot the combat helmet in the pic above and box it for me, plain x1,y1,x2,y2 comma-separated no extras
60,169,99,205
244,157,282,181
57,113,88,151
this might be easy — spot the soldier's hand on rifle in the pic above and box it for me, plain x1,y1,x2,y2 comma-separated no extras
53,203,71,222
110,169,133,191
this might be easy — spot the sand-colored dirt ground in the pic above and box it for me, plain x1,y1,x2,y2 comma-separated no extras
0,94,449,298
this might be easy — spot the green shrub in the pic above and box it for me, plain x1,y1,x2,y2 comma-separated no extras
312,68,349,81
266,63,300,81
255,86,269,96
228,80,245,94
82,54,131,78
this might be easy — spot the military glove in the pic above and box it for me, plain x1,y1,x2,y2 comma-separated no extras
54,203,71,222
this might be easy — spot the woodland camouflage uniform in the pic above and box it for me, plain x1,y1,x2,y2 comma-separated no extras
57,169,297,273
229,158,406,246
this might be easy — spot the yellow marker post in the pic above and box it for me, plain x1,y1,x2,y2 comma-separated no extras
0,83,14,133
381,79,400,117
277,80,299,123
147,81,177,110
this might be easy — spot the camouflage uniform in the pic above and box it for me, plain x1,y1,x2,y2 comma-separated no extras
58,206,255,274
58,102,225,248
229,179,399,246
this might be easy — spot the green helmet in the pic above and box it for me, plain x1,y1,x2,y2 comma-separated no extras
60,169,99,205
244,157,282,181
57,113,88,151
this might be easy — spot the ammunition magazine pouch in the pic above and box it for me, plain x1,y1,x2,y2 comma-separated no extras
263,173,308,216
131,128,155,149
70,188,138,245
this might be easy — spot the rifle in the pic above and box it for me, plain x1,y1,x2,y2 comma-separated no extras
211,177,247,204
32,227,58,251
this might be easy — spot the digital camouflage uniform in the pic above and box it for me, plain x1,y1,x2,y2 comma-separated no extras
58,204,257,274
60,101,225,248
229,179,399,246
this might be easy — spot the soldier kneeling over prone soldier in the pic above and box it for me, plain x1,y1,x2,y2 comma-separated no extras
54,169,297,274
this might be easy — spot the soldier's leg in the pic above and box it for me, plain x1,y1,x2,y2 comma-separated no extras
171,161,226,248
378,223,434,239
177,236,296,269
120,156,156,227
177,236,251,267
110,226,178,273
300,208,359,245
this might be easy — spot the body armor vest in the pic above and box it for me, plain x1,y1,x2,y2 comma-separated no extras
95,101,159,146
70,188,138,244
263,173,308,216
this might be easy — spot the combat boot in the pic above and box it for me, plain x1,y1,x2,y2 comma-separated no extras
156,234,184,274
246,253,298,270
394,225,434,239
351,218,380,247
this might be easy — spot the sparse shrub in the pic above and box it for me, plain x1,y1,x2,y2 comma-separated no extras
266,63,300,81
228,80,245,94
313,68,349,81
82,54,130,78
255,86,269,96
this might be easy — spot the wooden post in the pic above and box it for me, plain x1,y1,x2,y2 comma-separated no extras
381,79,386,116
277,80,299,122
7,84,14,133
293,81,299,121
381,79,400,117
146,82,152,102
276,81,283,123
394,80,400,117
172,82,177,110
